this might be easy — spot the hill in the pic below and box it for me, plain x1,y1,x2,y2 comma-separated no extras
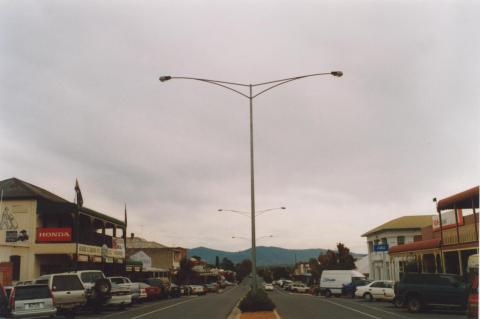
187,246,365,267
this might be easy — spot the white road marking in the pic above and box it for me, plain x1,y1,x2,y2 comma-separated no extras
130,298,199,319
318,298,383,319
339,300,411,319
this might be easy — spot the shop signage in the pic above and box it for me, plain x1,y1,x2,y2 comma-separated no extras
77,243,125,259
373,244,389,252
92,256,102,263
5,231,17,243
432,209,464,231
105,257,114,264
36,227,72,242
77,255,89,262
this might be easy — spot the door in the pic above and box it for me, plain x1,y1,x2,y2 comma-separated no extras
369,281,386,299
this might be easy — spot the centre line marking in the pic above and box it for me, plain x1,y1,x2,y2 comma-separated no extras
320,298,382,319
131,298,199,319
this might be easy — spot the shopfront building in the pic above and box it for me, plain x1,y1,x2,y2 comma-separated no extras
0,178,126,284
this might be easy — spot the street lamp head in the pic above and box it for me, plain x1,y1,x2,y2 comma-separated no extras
330,71,343,77
218,209,223,212
280,207,286,210
159,75,172,82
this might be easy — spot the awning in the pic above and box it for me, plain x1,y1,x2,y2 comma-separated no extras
389,238,441,254
437,186,479,210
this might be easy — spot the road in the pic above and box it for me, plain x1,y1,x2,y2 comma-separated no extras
270,287,467,319
75,284,248,319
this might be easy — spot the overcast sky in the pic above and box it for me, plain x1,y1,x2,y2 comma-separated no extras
1,0,479,254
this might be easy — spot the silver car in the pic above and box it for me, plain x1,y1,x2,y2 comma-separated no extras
34,273,86,317
9,284,56,318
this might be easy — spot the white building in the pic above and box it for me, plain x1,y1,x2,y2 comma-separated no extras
361,215,433,281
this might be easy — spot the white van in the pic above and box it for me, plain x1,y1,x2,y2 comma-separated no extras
319,270,365,297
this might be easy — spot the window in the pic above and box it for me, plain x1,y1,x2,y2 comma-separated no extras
10,256,21,281
14,286,51,300
52,275,84,291
381,238,388,245
397,236,405,245
371,281,385,288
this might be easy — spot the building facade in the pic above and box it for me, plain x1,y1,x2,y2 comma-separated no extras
362,215,433,281
126,235,186,276
0,178,126,284
389,186,478,278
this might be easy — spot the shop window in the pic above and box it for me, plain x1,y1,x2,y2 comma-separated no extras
381,238,387,245
10,255,20,281
397,236,405,245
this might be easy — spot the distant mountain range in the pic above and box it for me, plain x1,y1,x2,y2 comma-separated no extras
187,246,366,267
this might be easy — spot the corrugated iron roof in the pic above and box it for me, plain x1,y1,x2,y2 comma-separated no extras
126,236,166,249
437,186,479,210
0,177,125,226
362,215,434,237
389,238,441,254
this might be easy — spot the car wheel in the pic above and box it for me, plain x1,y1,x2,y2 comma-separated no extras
393,297,404,308
407,296,422,313
325,289,332,298
364,292,373,302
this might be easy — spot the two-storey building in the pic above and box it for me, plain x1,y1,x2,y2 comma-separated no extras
361,215,433,281
0,178,126,284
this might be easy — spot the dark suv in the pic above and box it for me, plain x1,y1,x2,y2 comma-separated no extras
394,273,468,313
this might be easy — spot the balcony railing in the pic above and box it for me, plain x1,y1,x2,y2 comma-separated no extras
442,223,478,245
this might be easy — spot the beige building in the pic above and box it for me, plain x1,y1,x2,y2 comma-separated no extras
0,178,126,284
126,235,186,273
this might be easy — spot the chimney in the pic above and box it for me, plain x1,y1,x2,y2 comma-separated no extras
130,233,135,239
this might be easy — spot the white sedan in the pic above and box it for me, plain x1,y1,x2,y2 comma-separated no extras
264,283,274,291
355,280,395,301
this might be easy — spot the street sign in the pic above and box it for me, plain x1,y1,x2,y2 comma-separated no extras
373,244,389,252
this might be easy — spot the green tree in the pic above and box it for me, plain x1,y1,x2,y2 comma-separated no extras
176,257,194,284
215,256,220,267
220,257,235,271
236,259,252,282
318,243,356,272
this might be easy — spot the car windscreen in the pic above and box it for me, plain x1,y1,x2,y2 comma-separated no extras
110,278,124,284
14,285,51,301
80,272,103,283
53,275,84,291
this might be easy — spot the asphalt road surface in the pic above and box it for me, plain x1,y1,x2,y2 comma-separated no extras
75,284,249,319
270,287,467,319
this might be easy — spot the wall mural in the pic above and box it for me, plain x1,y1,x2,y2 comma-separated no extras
0,207,18,230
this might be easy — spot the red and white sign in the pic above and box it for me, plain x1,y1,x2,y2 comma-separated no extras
432,209,464,231
36,228,72,242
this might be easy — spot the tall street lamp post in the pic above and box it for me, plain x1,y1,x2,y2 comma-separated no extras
159,71,343,292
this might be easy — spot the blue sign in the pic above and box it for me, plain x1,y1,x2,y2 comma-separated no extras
373,244,389,252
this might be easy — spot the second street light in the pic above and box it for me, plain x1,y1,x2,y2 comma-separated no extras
159,71,343,292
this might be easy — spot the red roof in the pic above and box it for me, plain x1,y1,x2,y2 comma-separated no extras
389,238,441,254
437,186,479,210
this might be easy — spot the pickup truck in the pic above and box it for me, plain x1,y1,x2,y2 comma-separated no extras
394,273,468,313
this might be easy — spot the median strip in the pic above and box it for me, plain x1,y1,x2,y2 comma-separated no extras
130,298,200,319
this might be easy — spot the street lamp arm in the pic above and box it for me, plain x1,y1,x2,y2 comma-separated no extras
252,72,342,99
255,206,286,217
252,72,341,87
159,76,250,98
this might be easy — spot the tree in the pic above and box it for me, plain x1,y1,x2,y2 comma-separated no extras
236,259,252,282
220,257,235,271
318,243,356,273
176,257,194,284
215,256,220,268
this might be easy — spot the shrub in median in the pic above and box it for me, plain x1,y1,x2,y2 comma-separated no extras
239,289,276,312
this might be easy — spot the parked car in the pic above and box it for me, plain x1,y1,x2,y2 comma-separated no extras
138,283,160,300
467,254,479,319
75,270,112,311
355,280,395,301
108,277,140,303
320,270,366,297
34,273,86,318
394,273,468,313
105,282,132,310
204,283,219,293
187,285,206,296
14,282,32,287
281,280,293,288
291,283,309,293
8,284,57,318
144,278,169,299
342,279,371,297
264,283,274,291
169,284,182,298
1,284,9,318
